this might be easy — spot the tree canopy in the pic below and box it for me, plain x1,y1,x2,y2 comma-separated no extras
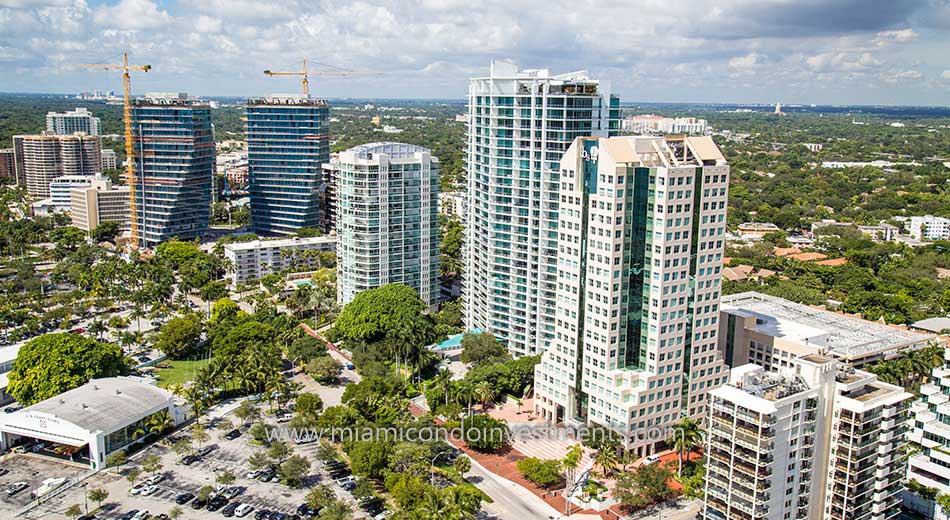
7,332,129,405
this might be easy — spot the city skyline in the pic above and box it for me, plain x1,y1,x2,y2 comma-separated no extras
1,1,950,106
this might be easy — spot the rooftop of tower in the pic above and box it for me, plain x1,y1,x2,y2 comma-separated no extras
347,142,433,160
584,135,727,168
246,94,329,107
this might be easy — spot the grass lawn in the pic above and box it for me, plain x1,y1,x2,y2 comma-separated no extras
155,358,212,388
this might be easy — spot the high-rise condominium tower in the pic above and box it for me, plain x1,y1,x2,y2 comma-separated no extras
246,95,330,235
533,135,731,456
464,61,621,357
131,93,214,247
336,142,440,306
46,107,100,136
13,132,101,197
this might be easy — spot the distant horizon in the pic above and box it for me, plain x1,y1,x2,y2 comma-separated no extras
3,91,949,112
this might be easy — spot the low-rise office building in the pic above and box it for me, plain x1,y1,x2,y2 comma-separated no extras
702,355,910,520
49,175,94,212
720,291,937,368
224,236,336,288
70,176,131,233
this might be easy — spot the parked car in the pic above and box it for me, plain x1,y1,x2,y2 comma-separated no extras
296,504,318,517
222,486,244,499
222,502,241,517
129,482,148,495
30,442,47,452
643,454,661,466
245,468,262,479
180,454,199,465
235,503,255,517
175,492,195,504
191,497,208,509
77,515,98,520
141,484,160,496
119,511,139,520
196,444,217,457
207,495,229,511
145,473,164,485
224,429,242,440
3,405,21,413
5,482,28,496
0,468,9,476
257,466,277,482
345,363,355,370
254,510,272,520
131,511,151,520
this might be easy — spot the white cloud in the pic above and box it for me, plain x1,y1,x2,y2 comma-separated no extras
874,28,918,46
728,53,762,70
942,70,950,79
881,69,923,82
194,15,222,34
92,0,171,30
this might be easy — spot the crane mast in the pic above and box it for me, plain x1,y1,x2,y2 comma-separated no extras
81,53,151,249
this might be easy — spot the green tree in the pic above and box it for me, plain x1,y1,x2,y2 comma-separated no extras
154,314,204,359
261,273,283,296
87,487,108,510
287,335,327,363
453,455,471,476
306,483,335,510
461,414,509,452
308,356,343,384
216,469,236,487
7,332,128,405
669,418,704,477
295,393,324,421
65,504,83,519
516,457,562,488
349,440,392,479
318,499,353,520
460,331,507,364
105,450,127,469
90,221,120,243
613,463,675,510
267,441,292,464
247,450,270,471
169,505,183,520
196,485,214,501
278,454,311,488
141,453,162,477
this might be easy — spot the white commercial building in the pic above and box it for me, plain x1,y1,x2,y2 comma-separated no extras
70,175,131,233
719,292,938,368
623,114,708,135
224,236,337,288
464,61,621,357
336,142,440,307
49,175,94,212
0,377,188,470
0,344,21,406
46,107,100,136
533,135,731,455
702,355,910,520
909,216,950,241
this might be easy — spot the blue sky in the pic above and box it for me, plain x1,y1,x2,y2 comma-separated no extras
2,0,950,105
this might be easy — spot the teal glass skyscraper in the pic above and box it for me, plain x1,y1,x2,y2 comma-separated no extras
464,62,621,357
246,95,330,235
131,93,214,248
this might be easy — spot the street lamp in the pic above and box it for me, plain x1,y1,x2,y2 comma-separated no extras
429,451,449,486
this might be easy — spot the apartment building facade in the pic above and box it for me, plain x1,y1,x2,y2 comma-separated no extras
13,132,101,197
131,93,214,247
224,236,336,288
335,142,440,307
246,95,330,236
46,107,100,136
702,355,910,520
464,61,621,357
533,135,731,455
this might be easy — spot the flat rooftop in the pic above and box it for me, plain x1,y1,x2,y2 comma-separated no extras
722,292,936,359
224,235,336,252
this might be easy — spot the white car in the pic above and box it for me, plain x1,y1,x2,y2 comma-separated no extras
643,454,662,466
5,482,28,496
145,473,164,485
235,504,255,517
131,511,150,520
141,484,160,496
129,482,147,495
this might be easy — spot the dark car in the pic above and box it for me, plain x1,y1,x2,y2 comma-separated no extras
175,492,195,504
180,454,199,465
254,511,271,520
77,516,98,520
207,495,229,512
120,511,139,520
224,429,242,440
191,498,208,510
221,502,241,517
257,467,277,482
328,468,350,479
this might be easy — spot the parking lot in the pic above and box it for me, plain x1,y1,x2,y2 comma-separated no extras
0,453,88,515
29,401,375,520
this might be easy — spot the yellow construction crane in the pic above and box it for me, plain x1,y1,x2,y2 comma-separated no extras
81,52,151,249
264,59,379,97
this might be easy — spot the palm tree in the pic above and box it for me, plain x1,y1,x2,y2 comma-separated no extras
430,370,453,407
594,446,618,477
438,487,479,519
669,417,704,476
473,381,495,409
